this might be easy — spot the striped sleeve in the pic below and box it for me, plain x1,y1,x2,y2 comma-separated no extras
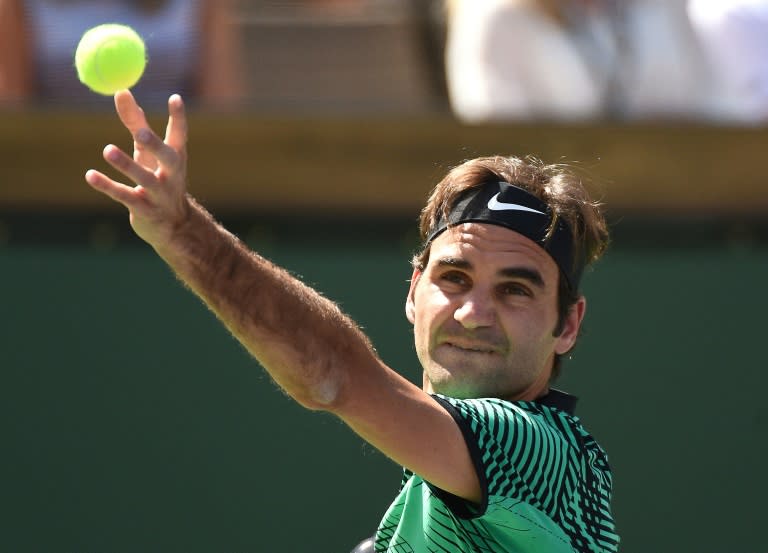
432,395,577,520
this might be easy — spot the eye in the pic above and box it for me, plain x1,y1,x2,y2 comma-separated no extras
438,271,470,290
499,282,532,297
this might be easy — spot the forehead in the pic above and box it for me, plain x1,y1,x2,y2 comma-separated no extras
428,223,559,279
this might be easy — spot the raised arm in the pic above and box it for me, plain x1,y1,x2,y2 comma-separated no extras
85,91,481,502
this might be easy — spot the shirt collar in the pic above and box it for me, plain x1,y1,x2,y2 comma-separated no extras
534,388,578,415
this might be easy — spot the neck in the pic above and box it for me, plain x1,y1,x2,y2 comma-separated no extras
508,363,553,401
421,368,552,402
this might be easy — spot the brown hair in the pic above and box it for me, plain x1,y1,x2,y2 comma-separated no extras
412,155,609,380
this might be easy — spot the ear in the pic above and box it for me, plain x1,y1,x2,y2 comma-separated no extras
554,296,586,355
405,268,422,324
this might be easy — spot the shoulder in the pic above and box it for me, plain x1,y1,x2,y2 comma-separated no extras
433,394,608,460
434,394,570,425
433,395,578,445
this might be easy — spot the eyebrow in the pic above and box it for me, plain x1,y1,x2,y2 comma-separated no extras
434,257,546,288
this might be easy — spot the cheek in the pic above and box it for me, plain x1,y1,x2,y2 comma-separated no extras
413,286,452,333
501,303,558,346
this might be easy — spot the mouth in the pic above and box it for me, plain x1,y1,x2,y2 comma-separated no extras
443,341,500,355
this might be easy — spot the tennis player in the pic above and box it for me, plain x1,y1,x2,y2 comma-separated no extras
86,90,619,552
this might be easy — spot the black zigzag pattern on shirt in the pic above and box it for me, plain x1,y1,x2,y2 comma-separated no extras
423,485,500,552
449,398,620,552
375,482,415,553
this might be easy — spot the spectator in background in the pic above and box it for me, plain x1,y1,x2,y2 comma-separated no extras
614,0,713,120
444,0,619,122
444,0,717,123
687,0,768,123
0,0,244,109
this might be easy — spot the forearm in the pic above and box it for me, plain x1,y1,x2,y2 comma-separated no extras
86,92,378,411
154,197,375,410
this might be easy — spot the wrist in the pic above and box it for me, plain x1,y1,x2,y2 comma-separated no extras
152,194,207,260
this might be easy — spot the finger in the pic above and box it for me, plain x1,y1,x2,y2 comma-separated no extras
85,169,140,207
103,144,158,188
135,128,182,174
114,90,158,169
133,135,158,169
164,94,188,153
115,89,150,133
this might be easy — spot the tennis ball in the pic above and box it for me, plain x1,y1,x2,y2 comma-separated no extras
75,23,146,95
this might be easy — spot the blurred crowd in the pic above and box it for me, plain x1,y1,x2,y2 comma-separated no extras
0,0,245,109
0,0,767,124
445,0,768,124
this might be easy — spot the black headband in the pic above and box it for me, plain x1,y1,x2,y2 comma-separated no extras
426,181,583,291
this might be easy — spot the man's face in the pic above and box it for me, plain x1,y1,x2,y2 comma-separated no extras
406,223,584,400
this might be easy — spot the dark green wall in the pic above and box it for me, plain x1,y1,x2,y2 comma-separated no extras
2,220,766,552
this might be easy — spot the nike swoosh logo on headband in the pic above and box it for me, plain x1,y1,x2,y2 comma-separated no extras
487,193,546,215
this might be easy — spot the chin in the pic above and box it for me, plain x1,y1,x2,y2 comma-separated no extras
427,372,483,399
427,364,521,400
424,358,497,398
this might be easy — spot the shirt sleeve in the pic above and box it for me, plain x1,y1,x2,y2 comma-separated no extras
430,394,577,520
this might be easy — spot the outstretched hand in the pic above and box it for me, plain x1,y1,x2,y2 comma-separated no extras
86,90,190,248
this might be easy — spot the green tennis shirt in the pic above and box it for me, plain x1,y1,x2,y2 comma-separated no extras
374,391,619,552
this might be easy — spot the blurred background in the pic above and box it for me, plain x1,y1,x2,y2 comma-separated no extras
1,1,766,552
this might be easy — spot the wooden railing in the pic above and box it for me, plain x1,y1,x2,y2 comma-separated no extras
2,109,766,216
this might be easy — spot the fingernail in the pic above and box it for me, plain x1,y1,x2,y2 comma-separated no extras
105,146,120,161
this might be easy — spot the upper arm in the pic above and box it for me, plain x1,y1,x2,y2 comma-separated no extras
331,359,483,505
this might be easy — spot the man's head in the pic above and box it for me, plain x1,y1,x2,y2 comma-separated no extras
406,155,608,399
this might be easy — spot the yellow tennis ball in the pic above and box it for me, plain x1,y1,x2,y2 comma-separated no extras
75,23,146,95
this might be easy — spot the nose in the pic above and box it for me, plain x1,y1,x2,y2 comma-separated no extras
453,294,496,330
